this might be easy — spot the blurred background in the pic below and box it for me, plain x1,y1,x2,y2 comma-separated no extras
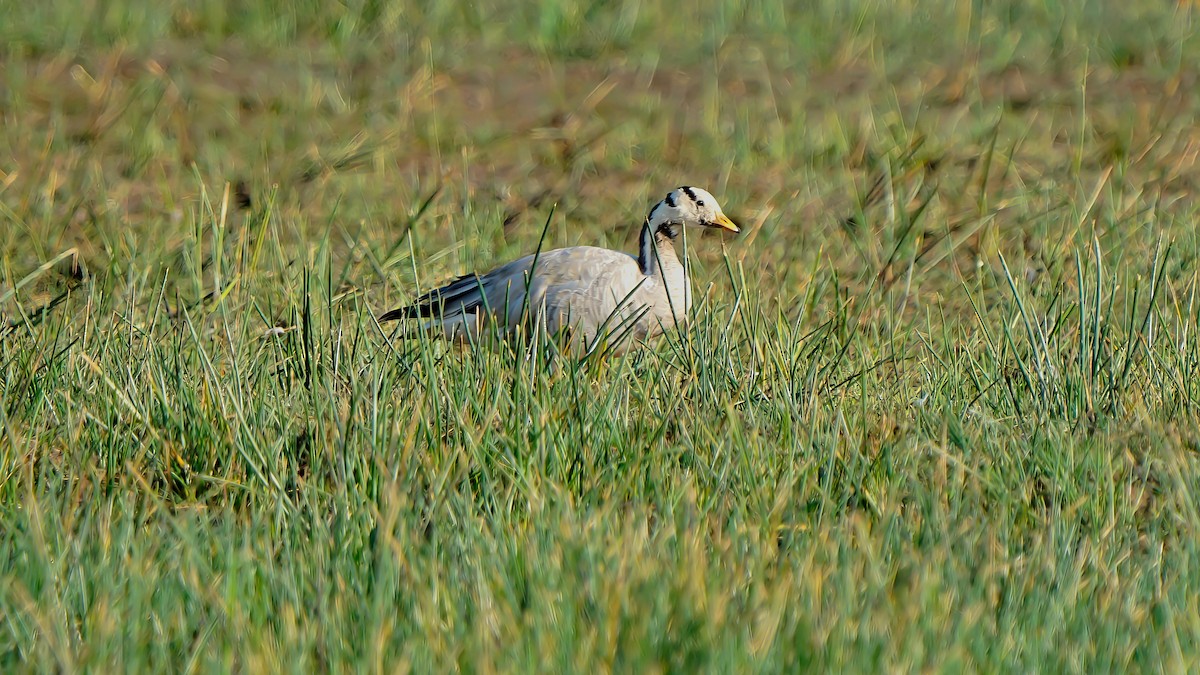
4,0,1197,314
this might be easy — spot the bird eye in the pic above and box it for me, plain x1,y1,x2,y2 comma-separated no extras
697,200,706,207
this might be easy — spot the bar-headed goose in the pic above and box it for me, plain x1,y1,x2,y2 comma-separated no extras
380,186,738,353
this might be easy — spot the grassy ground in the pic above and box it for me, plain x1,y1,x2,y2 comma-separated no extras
2,0,1200,671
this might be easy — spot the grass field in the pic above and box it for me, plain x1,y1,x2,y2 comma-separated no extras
2,0,1200,671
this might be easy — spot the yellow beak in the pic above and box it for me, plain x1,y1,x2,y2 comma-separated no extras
713,213,740,233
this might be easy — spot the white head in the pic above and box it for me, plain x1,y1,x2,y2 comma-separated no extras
646,186,739,236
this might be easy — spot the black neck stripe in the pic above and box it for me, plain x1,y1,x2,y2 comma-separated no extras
665,192,676,208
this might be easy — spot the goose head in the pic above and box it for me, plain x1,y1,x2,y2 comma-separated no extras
646,186,739,237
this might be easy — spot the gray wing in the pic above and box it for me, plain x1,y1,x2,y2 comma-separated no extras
379,253,540,322
380,245,659,349
532,247,655,345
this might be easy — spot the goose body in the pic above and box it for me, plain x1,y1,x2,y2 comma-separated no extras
380,186,738,353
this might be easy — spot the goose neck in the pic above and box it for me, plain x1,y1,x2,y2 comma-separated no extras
637,221,680,276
